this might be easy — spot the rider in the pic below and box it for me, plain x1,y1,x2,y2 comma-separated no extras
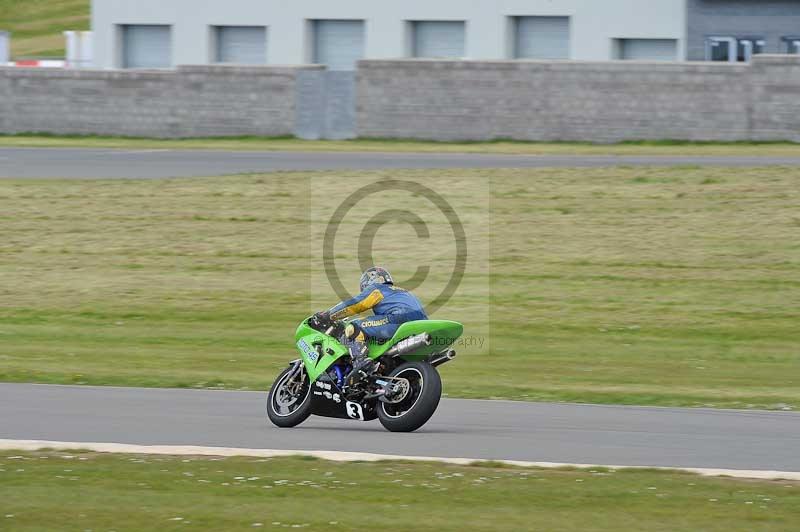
314,267,428,387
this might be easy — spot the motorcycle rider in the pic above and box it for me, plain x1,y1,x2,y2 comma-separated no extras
314,267,428,388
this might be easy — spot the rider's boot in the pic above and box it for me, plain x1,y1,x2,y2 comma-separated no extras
344,342,374,388
341,323,375,388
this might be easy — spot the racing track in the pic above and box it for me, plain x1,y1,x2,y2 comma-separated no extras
1,383,798,473
3,147,800,178
2,147,798,474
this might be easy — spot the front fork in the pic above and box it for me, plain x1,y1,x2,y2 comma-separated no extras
285,359,305,387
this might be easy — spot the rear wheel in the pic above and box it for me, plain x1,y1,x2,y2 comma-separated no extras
377,361,442,432
267,364,312,428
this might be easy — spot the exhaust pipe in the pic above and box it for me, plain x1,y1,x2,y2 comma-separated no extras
386,333,432,357
430,349,456,367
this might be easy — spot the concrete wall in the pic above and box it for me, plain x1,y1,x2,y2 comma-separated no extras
356,55,800,142
0,64,320,137
3,56,800,142
687,0,800,60
92,0,686,67
749,55,800,141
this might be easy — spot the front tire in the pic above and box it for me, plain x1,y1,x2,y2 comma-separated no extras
267,364,312,428
377,361,442,432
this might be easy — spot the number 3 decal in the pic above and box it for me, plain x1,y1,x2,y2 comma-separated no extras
345,401,364,421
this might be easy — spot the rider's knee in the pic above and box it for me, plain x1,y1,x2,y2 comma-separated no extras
344,323,367,343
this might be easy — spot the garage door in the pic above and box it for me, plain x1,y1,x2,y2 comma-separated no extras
123,25,171,69
413,21,466,58
618,39,677,61
514,16,570,59
313,20,365,71
216,26,267,64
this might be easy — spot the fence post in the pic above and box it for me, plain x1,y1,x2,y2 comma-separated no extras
0,31,10,64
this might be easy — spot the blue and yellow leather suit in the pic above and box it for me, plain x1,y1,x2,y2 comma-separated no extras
328,283,428,343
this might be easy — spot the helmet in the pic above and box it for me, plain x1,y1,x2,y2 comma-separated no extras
359,267,393,292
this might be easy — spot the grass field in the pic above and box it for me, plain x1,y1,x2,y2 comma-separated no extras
1,450,798,531
0,167,798,408
3,134,800,156
0,0,89,59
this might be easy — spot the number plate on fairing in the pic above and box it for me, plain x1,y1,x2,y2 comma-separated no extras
345,401,364,421
309,378,376,421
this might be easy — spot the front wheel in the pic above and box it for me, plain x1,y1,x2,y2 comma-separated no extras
377,361,442,432
267,364,312,428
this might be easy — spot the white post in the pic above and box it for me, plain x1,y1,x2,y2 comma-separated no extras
0,31,9,65
79,31,93,68
64,30,78,67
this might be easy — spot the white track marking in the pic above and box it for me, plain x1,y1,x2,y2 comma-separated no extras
1,439,798,481
106,150,172,155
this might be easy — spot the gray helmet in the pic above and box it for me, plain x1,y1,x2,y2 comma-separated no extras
359,267,393,292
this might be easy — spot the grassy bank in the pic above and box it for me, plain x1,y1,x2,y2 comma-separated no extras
0,167,798,408
0,0,89,59
1,450,798,531
3,134,800,156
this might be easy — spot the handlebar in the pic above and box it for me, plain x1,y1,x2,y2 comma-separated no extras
308,314,345,338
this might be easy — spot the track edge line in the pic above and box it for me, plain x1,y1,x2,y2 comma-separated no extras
1,439,798,481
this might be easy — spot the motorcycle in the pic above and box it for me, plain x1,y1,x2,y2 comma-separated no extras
267,315,463,432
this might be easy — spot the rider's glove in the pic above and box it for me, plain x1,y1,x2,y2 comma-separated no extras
312,311,331,327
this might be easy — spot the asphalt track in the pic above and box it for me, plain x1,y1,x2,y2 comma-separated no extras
1,383,798,472
3,149,798,474
3,147,800,178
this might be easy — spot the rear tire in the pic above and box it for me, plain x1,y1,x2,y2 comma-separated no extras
377,361,442,433
267,365,312,428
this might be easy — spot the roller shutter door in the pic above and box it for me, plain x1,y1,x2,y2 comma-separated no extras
123,25,171,69
514,17,570,59
313,20,365,71
620,39,677,61
216,26,267,64
413,21,466,58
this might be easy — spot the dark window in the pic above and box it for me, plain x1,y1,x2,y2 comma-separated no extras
783,37,800,54
706,37,764,62
736,39,764,62
706,37,735,62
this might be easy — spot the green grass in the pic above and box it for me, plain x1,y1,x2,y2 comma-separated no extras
0,0,89,59
1,450,799,531
0,167,799,409
3,133,800,156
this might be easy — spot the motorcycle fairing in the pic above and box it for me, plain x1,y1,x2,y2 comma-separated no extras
294,317,463,382
309,375,377,421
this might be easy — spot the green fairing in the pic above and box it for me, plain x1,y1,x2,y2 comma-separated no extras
294,317,463,382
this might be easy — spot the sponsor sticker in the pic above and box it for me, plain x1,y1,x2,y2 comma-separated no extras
297,339,318,363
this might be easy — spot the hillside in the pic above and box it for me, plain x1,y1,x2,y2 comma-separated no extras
0,0,89,59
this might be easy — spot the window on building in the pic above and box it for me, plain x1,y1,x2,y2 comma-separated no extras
705,36,764,62
312,20,365,71
122,25,172,69
613,39,678,61
736,39,764,61
213,26,267,64
783,37,800,54
409,21,466,58
512,16,570,59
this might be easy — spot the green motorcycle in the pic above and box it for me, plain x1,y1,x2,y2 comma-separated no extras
267,315,463,432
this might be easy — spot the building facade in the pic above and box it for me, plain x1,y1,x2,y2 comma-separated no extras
91,0,687,69
687,0,800,61
91,0,800,70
